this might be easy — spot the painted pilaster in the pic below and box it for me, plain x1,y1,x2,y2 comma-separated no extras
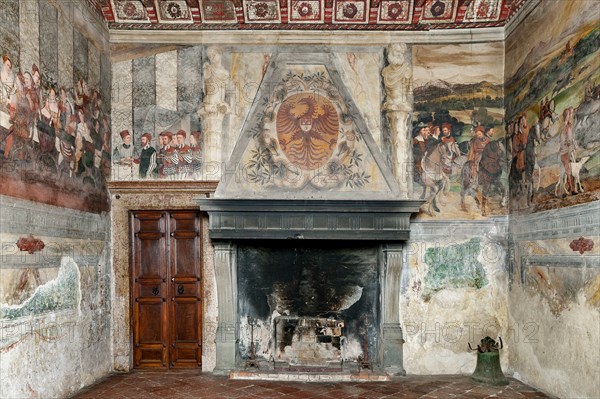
381,243,405,375
19,0,39,72
213,242,237,373
111,60,133,180
382,43,413,198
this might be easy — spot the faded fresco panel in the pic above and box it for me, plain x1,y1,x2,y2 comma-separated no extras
0,0,19,61
411,42,505,220
0,0,110,212
505,1,600,214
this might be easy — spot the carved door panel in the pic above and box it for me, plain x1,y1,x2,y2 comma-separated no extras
169,211,202,368
131,210,202,369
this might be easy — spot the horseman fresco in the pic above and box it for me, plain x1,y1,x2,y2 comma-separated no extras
511,115,528,181
467,125,492,182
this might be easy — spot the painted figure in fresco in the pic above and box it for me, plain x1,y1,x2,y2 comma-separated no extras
112,129,136,179
137,132,157,179
0,55,16,130
157,130,177,179
420,141,453,216
175,129,193,178
461,138,507,216
189,131,203,179
557,106,577,195
57,114,77,178
412,123,430,190
4,73,34,160
426,124,441,153
467,125,491,183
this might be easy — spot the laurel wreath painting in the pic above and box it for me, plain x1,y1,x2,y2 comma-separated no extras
247,71,371,190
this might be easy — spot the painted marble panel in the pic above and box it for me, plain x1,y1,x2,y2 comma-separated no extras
336,52,383,149
177,45,202,110
18,0,39,75
505,0,600,214
155,51,178,111
229,51,269,160
39,1,58,86
0,0,19,61
73,30,88,84
57,10,73,89
411,42,505,219
100,52,111,107
132,56,156,139
88,43,100,89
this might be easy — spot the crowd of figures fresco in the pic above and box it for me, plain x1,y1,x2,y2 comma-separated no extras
506,23,600,213
410,43,506,218
0,54,110,194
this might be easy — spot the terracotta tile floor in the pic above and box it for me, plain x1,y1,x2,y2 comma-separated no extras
71,370,554,399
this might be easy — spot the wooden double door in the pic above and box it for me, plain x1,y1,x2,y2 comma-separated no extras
131,210,202,369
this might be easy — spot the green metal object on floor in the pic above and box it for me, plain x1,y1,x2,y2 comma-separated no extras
469,336,509,386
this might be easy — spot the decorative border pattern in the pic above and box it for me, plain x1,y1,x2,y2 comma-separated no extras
419,0,457,24
288,0,324,23
94,0,525,29
509,202,600,241
243,0,282,23
155,0,193,23
0,196,109,241
377,0,413,24
200,0,238,23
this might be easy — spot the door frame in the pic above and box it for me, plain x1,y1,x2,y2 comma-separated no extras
108,180,218,372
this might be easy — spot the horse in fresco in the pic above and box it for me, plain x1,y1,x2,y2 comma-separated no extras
460,139,507,216
420,142,453,216
509,114,539,208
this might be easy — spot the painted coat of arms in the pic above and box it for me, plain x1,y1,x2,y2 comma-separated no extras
245,70,373,191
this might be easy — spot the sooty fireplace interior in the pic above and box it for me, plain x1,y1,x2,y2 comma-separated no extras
197,199,422,376
237,242,379,371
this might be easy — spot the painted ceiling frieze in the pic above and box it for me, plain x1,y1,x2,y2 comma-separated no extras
91,0,526,30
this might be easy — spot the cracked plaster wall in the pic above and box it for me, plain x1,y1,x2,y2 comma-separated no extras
0,196,111,399
506,1,600,396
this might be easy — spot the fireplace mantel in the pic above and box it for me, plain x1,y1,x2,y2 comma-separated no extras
197,199,423,241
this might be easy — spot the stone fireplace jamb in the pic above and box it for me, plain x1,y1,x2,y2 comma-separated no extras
213,242,237,375
380,244,406,375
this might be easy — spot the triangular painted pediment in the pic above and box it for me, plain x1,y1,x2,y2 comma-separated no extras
216,52,401,200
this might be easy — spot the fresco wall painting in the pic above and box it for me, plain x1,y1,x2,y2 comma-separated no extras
0,1,111,213
411,42,506,219
506,24,600,213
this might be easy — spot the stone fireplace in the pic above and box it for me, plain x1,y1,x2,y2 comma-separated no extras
197,199,422,376
196,50,423,377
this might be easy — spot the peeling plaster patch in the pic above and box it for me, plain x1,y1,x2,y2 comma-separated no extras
583,274,600,309
422,238,488,300
0,257,80,319
526,264,598,316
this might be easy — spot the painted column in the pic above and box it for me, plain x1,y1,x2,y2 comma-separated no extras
382,43,413,198
213,242,237,373
198,46,230,180
380,243,405,375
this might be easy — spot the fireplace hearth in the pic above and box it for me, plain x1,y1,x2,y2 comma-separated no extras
198,198,422,376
